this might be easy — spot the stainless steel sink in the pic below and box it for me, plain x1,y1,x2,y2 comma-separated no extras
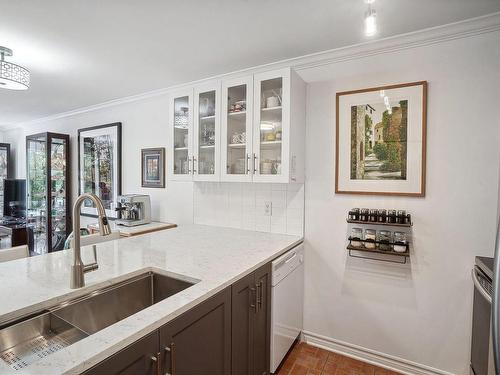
0,313,88,371
0,271,196,370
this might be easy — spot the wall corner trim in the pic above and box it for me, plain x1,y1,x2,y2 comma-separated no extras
302,330,456,375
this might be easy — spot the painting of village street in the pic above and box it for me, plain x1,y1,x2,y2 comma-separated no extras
350,100,408,180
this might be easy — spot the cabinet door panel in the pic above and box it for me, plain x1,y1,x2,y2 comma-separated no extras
232,272,256,375
161,288,231,375
83,332,159,375
253,263,272,375
169,89,194,181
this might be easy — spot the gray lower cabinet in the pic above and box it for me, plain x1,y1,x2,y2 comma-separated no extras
160,287,232,375
82,262,271,375
232,263,272,375
82,332,160,375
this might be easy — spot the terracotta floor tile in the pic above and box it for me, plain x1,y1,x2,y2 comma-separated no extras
322,362,339,375
274,342,401,375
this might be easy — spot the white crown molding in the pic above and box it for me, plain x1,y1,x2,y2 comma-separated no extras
302,330,455,375
4,11,500,132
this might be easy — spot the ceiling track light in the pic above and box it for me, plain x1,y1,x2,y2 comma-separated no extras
0,46,30,90
364,0,377,37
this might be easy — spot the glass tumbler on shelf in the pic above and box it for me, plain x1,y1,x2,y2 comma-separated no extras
364,229,376,249
378,230,392,251
351,228,363,248
393,231,408,253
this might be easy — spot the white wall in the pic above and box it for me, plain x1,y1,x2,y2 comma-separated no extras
300,31,500,374
2,95,194,225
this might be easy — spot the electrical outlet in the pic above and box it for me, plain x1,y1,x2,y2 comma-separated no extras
264,201,272,216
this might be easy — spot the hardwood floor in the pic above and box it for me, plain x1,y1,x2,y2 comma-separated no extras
275,342,401,375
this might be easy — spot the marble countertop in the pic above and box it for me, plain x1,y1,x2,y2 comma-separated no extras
0,225,302,375
87,221,177,237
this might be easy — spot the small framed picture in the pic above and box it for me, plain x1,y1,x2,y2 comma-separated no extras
141,148,165,188
335,81,427,196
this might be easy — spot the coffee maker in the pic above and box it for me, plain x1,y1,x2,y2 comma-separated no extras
115,194,152,227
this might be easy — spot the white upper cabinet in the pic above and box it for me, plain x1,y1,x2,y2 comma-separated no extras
253,68,305,183
168,88,194,182
193,81,221,181
168,68,305,184
221,76,254,182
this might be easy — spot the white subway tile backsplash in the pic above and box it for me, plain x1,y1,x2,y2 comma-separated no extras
193,182,304,236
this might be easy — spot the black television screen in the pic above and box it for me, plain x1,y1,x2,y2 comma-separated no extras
3,179,26,218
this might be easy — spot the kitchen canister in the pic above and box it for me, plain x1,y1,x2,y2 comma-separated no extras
351,228,363,247
378,230,392,251
368,209,378,222
364,229,376,249
393,232,408,252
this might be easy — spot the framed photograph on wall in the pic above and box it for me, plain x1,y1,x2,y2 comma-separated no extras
335,81,427,197
78,122,122,218
142,147,165,188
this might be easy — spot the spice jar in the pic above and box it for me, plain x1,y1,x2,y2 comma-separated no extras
393,232,407,253
396,210,406,224
360,208,369,222
364,229,376,249
405,213,412,225
378,230,392,251
377,209,387,223
351,228,363,247
368,209,378,222
348,208,360,221
387,209,397,223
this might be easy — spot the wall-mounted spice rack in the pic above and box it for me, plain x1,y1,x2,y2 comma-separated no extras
346,208,412,264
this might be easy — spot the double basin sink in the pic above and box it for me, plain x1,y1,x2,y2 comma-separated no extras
0,271,196,371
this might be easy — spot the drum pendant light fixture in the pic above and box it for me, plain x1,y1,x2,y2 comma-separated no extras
0,46,30,90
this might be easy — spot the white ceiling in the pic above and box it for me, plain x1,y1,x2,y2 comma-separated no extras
1,0,499,127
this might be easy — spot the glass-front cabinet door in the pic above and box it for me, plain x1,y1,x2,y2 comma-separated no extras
194,82,220,181
169,89,193,181
221,77,253,182
253,69,290,183
26,132,70,255
0,143,10,215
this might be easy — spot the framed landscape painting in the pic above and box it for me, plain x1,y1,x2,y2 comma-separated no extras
335,81,427,196
141,147,165,188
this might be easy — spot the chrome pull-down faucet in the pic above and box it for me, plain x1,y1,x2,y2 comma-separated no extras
70,193,112,289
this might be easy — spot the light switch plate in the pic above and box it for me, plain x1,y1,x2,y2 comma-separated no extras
264,201,272,216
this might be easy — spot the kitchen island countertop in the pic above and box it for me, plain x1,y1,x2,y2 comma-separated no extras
0,225,302,375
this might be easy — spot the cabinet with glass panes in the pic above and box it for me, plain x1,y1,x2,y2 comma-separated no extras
221,67,305,183
26,132,70,254
168,88,194,181
194,82,220,181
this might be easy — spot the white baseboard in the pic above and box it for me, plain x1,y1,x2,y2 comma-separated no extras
302,330,455,375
